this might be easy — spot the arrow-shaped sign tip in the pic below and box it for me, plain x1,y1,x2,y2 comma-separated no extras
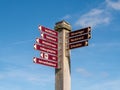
34,44,37,49
40,52,43,58
33,57,37,63
41,33,43,38
88,27,91,32
38,25,42,30
85,41,88,46
88,34,91,39
36,38,39,43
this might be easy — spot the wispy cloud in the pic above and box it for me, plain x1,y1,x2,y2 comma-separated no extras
90,42,120,48
74,0,120,28
76,67,92,77
0,74,4,80
11,39,34,45
106,0,120,10
0,66,54,86
62,14,72,20
76,68,109,78
101,71,109,78
84,79,120,90
0,39,34,51
75,9,110,28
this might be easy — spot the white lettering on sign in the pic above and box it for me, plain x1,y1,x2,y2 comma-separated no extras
42,40,57,48
44,29,57,36
40,47,56,54
46,35,57,42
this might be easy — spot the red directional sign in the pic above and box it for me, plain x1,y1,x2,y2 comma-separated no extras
69,40,88,49
36,38,58,49
69,27,91,37
38,25,58,37
40,52,58,61
34,44,58,55
33,57,58,68
69,33,91,43
41,33,58,43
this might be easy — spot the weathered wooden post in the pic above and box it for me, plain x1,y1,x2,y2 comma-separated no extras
55,20,71,90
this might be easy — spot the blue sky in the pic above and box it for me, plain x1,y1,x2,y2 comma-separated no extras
0,0,120,90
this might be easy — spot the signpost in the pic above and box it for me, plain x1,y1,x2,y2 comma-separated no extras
33,21,92,90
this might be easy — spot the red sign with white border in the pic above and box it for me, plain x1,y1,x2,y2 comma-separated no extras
34,44,58,55
40,52,58,61
69,27,91,37
33,57,58,68
69,40,88,49
41,33,58,43
69,33,91,43
36,38,58,49
38,25,58,37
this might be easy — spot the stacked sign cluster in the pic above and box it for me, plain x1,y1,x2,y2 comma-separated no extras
33,25,58,68
69,27,91,49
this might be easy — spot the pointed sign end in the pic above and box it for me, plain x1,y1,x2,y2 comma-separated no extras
41,33,43,38
88,27,91,32
33,57,37,63
88,34,91,39
40,52,43,58
34,44,37,50
36,38,39,43
38,25,42,30
85,41,88,46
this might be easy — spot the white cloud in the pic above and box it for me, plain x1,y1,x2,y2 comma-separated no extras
106,0,120,10
84,79,120,90
0,74,4,80
101,72,109,78
0,65,55,90
0,67,54,86
62,14,71,20
90,42,120,48
60,0,120,29
75,8,110,28
74,0,120,28
11,39,33,45
76,68,92,77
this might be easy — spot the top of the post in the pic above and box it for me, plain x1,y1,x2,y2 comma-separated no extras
54,20,72,32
